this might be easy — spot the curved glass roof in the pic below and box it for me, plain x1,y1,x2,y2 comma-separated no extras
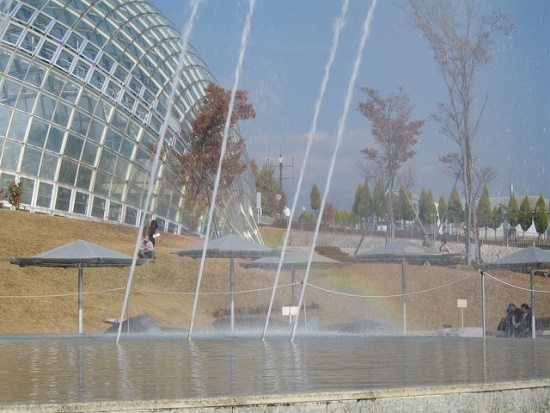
0,0,259,241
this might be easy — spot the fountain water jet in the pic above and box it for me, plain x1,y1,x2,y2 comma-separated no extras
116,0,203,343
188,0,257,340
262,0,351,341
291,0,379,341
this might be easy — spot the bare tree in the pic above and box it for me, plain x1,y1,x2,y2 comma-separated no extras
405,0,513,264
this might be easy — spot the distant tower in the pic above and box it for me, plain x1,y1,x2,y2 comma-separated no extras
510,184,514,198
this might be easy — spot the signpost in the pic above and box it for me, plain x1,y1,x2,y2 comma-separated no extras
457,299,467,328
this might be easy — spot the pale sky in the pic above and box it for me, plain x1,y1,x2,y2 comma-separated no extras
151,0,549,212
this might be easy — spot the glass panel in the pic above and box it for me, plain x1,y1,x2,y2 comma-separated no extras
56,49,73,71
72,60,90,80
27,118,48,148
8,57,30,80
134,147,150,169
156,198,168,217
108,202,121,221
36,182,52,207
0,78,20,107
121,92,134,111
58,157,77,185
55,186,71,211
82,41,99,62
66,32,84,52
91,196,105,218
126,120,141,143
37,40,57,62
7,112,29,142
124,206,137,225
71,110,90,134
75,164,92,190
103,129,121,151
21,32,40,54
119,139,134,159
52,102,71,126
114,157,129,179
73,191,88,214
89,70,106,90
128,164,146,185
21,146,41,175
1,140,22,169
60,79,79,103
14,5,34,23
63,134,83,159
34,93,56,120
31,13,52,33
77,91,96,113
87,119,104,142
3,24,24,45
110,109,127,131
0,173,15,190
0,106,11,136
98,149,116,173
26,62,47,87
110,177,124,200
43,72,65,96
16,86,37,112
45,125,64,152
93,170,111,196
81,140,98,165
105,81,120,100
39,152,58,180
20,177,34,205
94,100,112,121
126,184,142,207
49,23,68,42
98,53,114,73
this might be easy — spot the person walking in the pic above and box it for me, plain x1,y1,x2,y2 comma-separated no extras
147,219,159,247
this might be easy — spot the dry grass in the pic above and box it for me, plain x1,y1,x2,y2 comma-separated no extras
0,208,549,334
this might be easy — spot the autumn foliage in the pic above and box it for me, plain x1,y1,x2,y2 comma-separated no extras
176,83,255,230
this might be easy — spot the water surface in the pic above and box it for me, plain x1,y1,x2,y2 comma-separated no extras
1,333,549,406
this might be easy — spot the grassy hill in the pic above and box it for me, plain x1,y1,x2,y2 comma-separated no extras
1,208,548,335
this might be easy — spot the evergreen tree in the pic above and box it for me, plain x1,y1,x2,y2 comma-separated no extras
476,185,492,239
489,205,504,240
310,184,321,220
418,187,437,225
252,161,283,217
519,196,532,234
447,187,464,225
507,193,520,239
372,179,386,221
534,195,548,238
403,189,416,222
352,183,365,218
438,195,447,231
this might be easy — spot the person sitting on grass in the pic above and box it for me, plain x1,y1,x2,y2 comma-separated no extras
138,235,156,262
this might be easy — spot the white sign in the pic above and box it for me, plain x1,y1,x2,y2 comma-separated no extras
282,306,299,316
457,299,467,308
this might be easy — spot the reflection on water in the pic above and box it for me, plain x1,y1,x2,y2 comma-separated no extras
1,333,549,405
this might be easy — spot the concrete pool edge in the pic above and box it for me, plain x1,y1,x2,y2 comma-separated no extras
2,379,549,412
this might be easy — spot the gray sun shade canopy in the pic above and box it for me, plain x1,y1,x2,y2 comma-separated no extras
11,240,147,333
171,234,273,330
240,247,344,307
478,246,550,340
479,246,550,272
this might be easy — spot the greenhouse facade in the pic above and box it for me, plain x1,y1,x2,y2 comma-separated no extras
0,0,259,241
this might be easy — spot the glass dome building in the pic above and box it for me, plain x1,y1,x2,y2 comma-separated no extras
0,0,260,241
